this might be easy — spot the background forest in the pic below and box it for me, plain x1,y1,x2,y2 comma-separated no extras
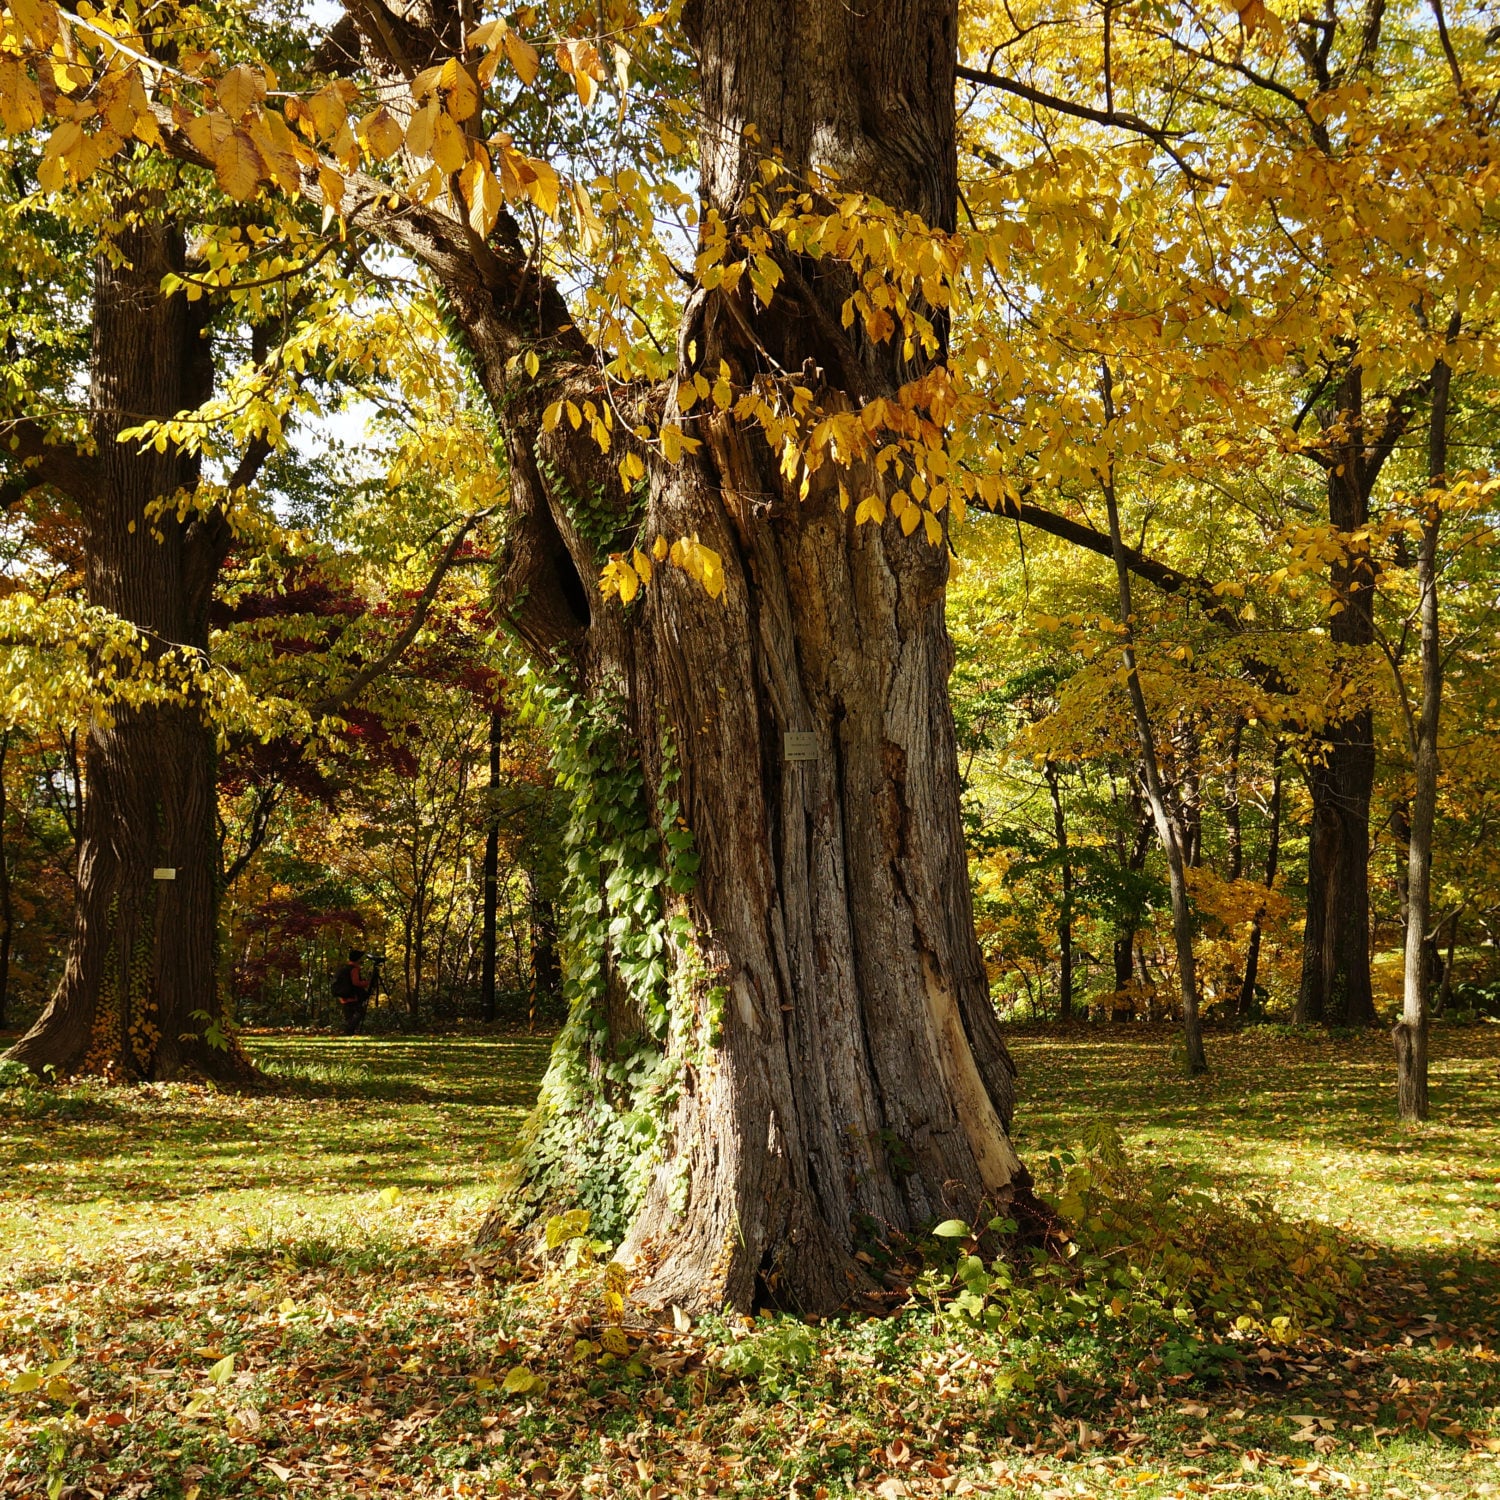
2,0,1500,1495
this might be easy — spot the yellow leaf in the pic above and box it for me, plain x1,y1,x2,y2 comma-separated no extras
216,64,266,120
208,1353,235,1386
43,118,84,162
0,56,45,133
922,509,942,547
526,160,560,218
461,156,503,235
652,535,668,561
618,565,640,605
214,130,265,201
854,496,886,526
600,1326,630,1357
317,163,345,212
306,84,347,141
360,106,404,161
431,111,468,174
377,1185,400,1206
405,99,437,159
10,0,60,49
542,400,564,432
184,111,234,162
504,31,541,85
899,503,920,537
501,1365,537,1394
524,350,540,377
248,110,300,189
632,548,653,583
570,180,604,249
439,57,478,121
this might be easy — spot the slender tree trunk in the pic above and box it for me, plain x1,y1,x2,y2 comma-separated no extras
1237,743,1283,1021
1110,801,1150,1021
1223,718,1244,883
1434,910,1459,1017
481,710,501,1023
526,869,559,1028
1394,348,1453,1121
0,732,11,1032
1045,759,1073,1022
5,218,250,1081
1098,373,1206,1074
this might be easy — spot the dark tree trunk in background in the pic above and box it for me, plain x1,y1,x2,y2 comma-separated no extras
6,218,251,1080
1394,340,1455,1120
1296,368,1398,1029
1111,801,1151,1021
480,710,501,1023
1237,744,1283,1021
1045,760,1073,1021
526,871,559,1028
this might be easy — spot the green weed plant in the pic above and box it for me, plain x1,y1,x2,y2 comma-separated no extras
919,1120,1363,1377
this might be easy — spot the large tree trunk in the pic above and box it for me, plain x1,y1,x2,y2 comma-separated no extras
341,0,1032,1314
5,219,249,1082
606,0,1029,1313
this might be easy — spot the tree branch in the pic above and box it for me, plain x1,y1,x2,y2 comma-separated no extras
0,419,99,507
955,62,1205,179
994,495,1243,630
312,506,496,716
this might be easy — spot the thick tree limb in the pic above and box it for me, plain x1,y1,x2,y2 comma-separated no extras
956,63,1183,145
996,496,1243,631
0,420,99,507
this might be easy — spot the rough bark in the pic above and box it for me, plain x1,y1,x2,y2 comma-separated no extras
612,0,1031,1313
5,218,251,1081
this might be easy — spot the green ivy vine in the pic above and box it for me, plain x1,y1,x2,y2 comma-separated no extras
499,660,703,1244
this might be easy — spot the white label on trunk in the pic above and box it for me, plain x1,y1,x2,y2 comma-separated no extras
783,732,818,762
152,867,177,881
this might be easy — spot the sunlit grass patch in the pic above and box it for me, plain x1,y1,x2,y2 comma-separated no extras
0,1028,1496,1498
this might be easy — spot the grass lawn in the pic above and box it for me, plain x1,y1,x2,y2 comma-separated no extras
1,1024,1497,1499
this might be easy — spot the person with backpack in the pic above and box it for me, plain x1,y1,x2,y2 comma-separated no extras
332,950,373,1035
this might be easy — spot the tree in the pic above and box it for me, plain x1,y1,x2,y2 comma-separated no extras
0,0,1042,1307
2,211,262,1079
331,0,1032,1309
